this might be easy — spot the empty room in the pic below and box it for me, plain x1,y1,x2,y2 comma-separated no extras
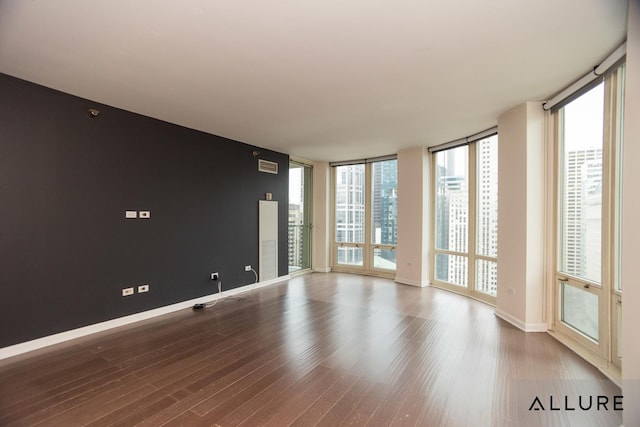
0,1,638,426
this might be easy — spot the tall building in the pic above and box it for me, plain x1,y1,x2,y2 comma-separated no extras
476,138,499,294
562,148,603,281
288,166,307,271
435,138,498,295
372,160,398,266
288,202,304,270
334,161,398,268
435,146,468,285
335,165,365,265
447,187,469,286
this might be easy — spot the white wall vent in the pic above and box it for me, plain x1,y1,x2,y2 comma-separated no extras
259,200,278,281
258,159,278,174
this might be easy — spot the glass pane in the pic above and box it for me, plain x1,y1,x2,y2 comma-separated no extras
373,248,396,270
615,302,622,358
435,253,468,287
371,160,398,245
335,164,365,244
561,282,599,342
336,246,363,266
476,136,498,258
559,83,604,283
288,163,312,273
435,146,468,253
476,259,497,296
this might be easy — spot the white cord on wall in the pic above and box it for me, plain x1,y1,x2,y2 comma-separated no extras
205,280,222,308
199,268,258,309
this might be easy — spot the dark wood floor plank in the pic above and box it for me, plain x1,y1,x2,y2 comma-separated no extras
364,380,417,426
0,356,112,404
84,347,282,427
211,363,320,425
259,365,341,426
289,373,360,427
237,364,335,426
190,356,297,416
133,349,284,427
0,342,93,382
337,381,388,427
136,341,238,385
0,273,622,427
313,375,372,426
196,363,325,424
0,364,123,424
89,322,208,363
184,345,279,393
31,382,157,427
158,410,203,427
87,395,177,427
113,329,228,372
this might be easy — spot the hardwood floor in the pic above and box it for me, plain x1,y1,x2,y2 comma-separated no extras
0,273,622,426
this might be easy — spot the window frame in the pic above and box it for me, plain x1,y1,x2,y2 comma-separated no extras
550,65,625,370
331,157,398,278
430,135,498,305
288,160,313,274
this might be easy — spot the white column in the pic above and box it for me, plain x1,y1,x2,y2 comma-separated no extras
312,161,331,272
622,1,640,424
395,146,430,287
495,102,546,331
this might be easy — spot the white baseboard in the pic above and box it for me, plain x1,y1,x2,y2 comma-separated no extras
494,309,548,332
312,267,331,273
395,277,429,287
0,275,290,361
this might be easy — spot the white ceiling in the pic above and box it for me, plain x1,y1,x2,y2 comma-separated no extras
0,1,628,161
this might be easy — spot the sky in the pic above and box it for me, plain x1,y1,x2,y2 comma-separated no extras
564,82,604,151
289,166,303,206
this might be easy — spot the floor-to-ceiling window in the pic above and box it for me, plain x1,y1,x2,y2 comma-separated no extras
431,133,498,304
552,64,624,369
371,159,398,270
288,161,312,273
332,157,397,276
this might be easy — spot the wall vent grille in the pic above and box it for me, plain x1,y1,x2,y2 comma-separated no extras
259,201,278,282
258,159,278,174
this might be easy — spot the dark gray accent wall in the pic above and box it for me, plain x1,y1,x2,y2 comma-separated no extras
0,73,289,348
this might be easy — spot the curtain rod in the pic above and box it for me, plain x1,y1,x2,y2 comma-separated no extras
427,126,497,153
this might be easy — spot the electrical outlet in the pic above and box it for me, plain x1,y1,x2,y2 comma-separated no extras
211,272,219,280
139,211,150,219
138,284,149,293
245,265,251,271
122,287,134,296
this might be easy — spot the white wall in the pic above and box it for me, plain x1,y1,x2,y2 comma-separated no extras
395,146,430,287
622,1,640,425
495,102,546,331
312,161,331,272
524,103,546,326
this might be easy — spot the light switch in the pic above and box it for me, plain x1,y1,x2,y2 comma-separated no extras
139,211,150,219
125,211,137,219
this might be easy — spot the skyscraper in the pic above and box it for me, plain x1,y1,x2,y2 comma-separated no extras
335,164,365,265
476,138,498,294
435,147,468,286
435,137,498,295
288,202,304,270
562,148,603,282
372,160,398,267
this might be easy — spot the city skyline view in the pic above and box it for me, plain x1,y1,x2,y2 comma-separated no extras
334,160,398,270
435,135,498,296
